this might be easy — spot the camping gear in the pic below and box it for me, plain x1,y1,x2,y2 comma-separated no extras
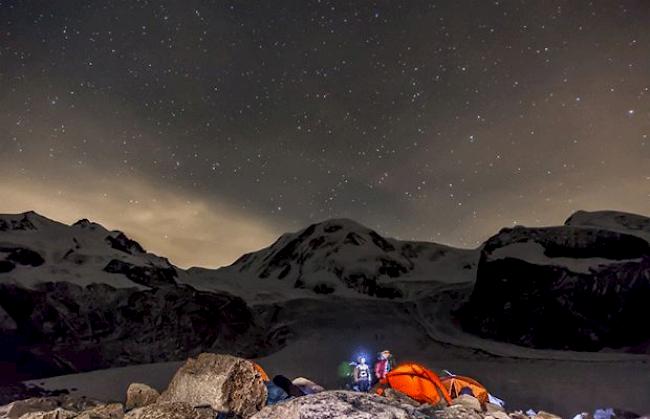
594,409,616,419
338,361,355,378
488,393,505,408
272,375,306,398
265,381,289,405
253,362,270,382
292,377,325,394
440,374,489,405
375,363,452,406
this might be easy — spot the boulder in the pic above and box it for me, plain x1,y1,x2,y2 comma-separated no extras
381,388,421,407
1,397,101,419
420,404,482,419
534,412,562,419
18,408,77,419
76,404,124,419
251,390,425,419
125,384,159,411
124,402,213,419
451,395,482,412
159,353,267,418
485,403,506,414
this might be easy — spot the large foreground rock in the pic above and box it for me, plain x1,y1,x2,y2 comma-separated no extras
0,396,102,419
18,408,77,419
462,210,650,351
76,403,124,419
125,384,159,411
451,395,482,413
159,353,267,418
124,402,213,419
251,391,430,419
432,405,483,419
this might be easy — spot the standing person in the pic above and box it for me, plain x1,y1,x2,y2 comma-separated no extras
374,351,389,381
384,350,397,372
337,360,355,389
353,356,372,392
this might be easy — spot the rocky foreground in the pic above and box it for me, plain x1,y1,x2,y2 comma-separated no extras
0,353,623,419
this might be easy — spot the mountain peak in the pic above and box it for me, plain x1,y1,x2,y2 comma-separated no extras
564,209,650,241
219,216,475,299
311,217,372,232
72,218,109,232
0,211,56,231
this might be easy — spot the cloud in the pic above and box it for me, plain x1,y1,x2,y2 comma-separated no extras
0,173,283,268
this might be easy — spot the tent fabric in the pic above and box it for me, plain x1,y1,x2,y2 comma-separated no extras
376,363,452,406
441,375,489,405
253,362,270,382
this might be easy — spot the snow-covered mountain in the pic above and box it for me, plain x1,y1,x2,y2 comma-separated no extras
0,211,477,384
0,212,281,384
0,211,175,289
2,210,650,416
462,210,650,352
565,209,650,242
183,218,477,302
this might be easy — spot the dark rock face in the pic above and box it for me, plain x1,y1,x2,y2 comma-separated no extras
0,247,45,268
0,262,15,274
0,214,37,232
0,282,280,383
103,260,177,288
105,232,146,255
462,218,650,351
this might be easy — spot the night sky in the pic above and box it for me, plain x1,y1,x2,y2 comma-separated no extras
1,0,650,268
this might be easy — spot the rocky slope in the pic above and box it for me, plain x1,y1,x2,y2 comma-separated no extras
0,212,283,383
462,210,650,351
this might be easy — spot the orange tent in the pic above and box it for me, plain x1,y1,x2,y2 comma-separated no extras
376,363,452,406
440,375,489,405
252,362,270,382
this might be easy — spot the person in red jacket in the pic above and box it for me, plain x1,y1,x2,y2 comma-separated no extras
374,350,393,381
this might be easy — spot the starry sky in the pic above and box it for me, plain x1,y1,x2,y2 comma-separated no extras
1,0,650,268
